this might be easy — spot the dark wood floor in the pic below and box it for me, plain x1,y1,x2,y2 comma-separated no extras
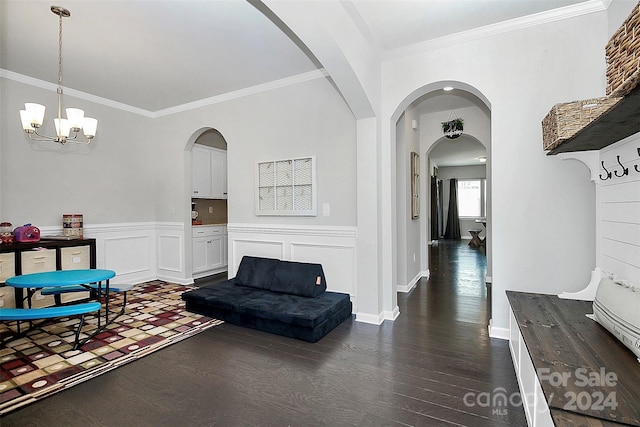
2,240,526,426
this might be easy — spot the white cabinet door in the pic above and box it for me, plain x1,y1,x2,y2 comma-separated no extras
192,236,209,273
210,149,227,199
192,146,212,198
193,226,227,274
207,235,225,270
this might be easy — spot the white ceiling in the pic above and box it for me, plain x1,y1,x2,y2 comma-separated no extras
428,134,487,168
1,0,592,164
347,0,587,53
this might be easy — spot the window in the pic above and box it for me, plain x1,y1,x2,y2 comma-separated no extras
457,179,486,218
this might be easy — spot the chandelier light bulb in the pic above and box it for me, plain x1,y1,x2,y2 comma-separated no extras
19,110,34,132
25,103,46,126
65,108,85,131
54,118,71,138
83,118,98,138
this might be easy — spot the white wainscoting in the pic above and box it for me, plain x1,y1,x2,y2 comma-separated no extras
156,223,187,284
227,223,357,310
39,222,189,285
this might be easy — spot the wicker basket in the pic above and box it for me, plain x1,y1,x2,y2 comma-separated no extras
606,2,640,97
541,97,622,151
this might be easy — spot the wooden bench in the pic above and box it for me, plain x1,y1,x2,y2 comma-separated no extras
507,291,640,426
468,229,485,248
0,302,102,349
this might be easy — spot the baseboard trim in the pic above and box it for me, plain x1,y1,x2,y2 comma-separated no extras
488,324,509,340
157,275,194,286
383,306,400,321
355,311,384,325
398,270,429,293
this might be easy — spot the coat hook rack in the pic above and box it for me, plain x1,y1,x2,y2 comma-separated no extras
600,161,612,180
614,155,629,177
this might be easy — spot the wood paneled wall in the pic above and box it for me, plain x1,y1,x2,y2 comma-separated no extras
598,133,640,286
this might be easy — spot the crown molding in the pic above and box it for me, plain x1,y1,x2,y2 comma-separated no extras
382,0,611,61
1,68,156,118
2,68,329,119
152,69,329,118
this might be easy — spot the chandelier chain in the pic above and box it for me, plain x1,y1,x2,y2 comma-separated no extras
57,10,64,123
58,10,63,88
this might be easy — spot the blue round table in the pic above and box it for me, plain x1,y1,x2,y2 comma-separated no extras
6,269,115,288
6,269,116,325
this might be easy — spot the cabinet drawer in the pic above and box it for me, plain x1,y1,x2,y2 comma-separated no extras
61,244,92,303
192,225,226,238
28,289,56,308
21,249,56,274
61,245,91,270
0,285,16,308
0,253,16,283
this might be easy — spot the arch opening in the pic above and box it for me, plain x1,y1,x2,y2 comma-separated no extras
392,80,493,323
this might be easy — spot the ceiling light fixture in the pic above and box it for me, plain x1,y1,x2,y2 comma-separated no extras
443,86,454,91
478,156,487,163
19,6,97,144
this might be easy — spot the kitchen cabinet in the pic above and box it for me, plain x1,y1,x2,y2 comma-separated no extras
192,145,227,199
192,225,227,278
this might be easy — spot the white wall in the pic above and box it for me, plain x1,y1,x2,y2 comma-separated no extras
396,109,423,293
150,77,357,227
1,78,156,226
382,11,605,334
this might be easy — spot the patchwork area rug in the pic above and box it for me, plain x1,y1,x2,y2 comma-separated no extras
0,281,222,415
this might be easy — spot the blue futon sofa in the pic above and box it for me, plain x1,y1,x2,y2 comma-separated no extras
181,256,352,342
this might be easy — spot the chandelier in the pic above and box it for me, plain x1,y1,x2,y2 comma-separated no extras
19,6,97,144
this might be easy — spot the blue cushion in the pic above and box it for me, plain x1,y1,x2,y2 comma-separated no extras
234,256,279,290
269,260,327,297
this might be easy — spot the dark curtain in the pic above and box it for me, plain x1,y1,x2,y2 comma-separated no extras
430,176,439,240
444,178,461,239
437,180,444,238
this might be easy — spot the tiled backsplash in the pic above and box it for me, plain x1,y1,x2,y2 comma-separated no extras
192,199,227,224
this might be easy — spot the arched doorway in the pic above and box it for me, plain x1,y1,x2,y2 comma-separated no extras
392,81,493,323
184,127,229,280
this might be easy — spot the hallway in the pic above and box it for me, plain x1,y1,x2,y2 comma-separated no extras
2,241,525,426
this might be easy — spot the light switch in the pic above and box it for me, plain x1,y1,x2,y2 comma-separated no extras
322,203,330,216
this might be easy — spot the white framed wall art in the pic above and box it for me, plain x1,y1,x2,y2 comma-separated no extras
256,156,317,216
